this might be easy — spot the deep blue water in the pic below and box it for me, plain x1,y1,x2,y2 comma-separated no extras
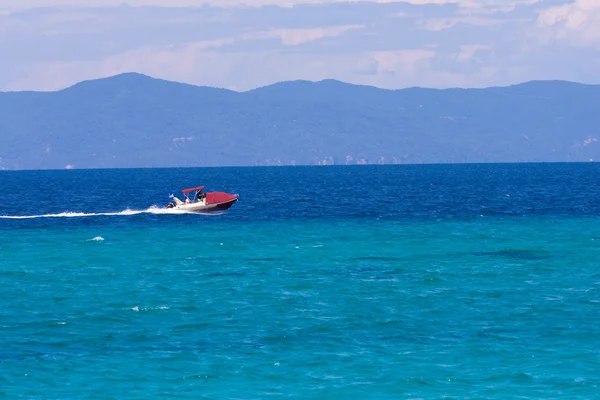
1,163,600,398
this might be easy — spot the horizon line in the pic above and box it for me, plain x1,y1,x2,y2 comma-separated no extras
1,160,597,173
1,71,596,95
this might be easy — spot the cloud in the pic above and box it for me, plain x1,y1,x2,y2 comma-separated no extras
269,25,363,46
1,0,599,93
537,0,600,47
417,16,506,30
0,0,504,8
368,49,434,76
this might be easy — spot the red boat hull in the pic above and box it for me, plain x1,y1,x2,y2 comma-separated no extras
204,192,238,211
209,197,237,211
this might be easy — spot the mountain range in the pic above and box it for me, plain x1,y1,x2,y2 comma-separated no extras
1,72,599,170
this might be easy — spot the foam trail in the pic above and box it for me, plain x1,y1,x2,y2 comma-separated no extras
0,206,223,219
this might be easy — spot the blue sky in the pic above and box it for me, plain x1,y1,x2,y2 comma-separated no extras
0,0,598,91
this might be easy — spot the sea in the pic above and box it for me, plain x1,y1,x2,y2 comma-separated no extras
1,163,600,399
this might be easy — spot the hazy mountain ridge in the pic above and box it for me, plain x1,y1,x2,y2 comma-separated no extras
1,73,599,170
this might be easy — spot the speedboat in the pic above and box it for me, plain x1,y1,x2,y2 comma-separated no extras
166,185,238,212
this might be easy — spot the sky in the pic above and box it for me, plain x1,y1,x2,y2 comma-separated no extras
0,0,598,91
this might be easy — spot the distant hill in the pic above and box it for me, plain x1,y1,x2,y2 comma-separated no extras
1,73,600,170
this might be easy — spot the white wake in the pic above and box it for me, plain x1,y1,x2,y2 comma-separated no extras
0,206,224,219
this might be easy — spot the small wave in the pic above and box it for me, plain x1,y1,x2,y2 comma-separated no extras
87,236,105,241
0,206,225,219
129,305,169,312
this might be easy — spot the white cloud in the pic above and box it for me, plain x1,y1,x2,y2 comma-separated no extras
0,0,537,11
269,25,363,46
417,16,506,30
174,25,364,50
455,0,542,15
537,0,600,47
1,0,599,93
368,49,435,76
189,25,364,48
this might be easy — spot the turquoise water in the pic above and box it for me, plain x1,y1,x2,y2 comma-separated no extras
2,164,600,398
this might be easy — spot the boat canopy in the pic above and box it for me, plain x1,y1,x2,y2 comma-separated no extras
182,186,204,194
